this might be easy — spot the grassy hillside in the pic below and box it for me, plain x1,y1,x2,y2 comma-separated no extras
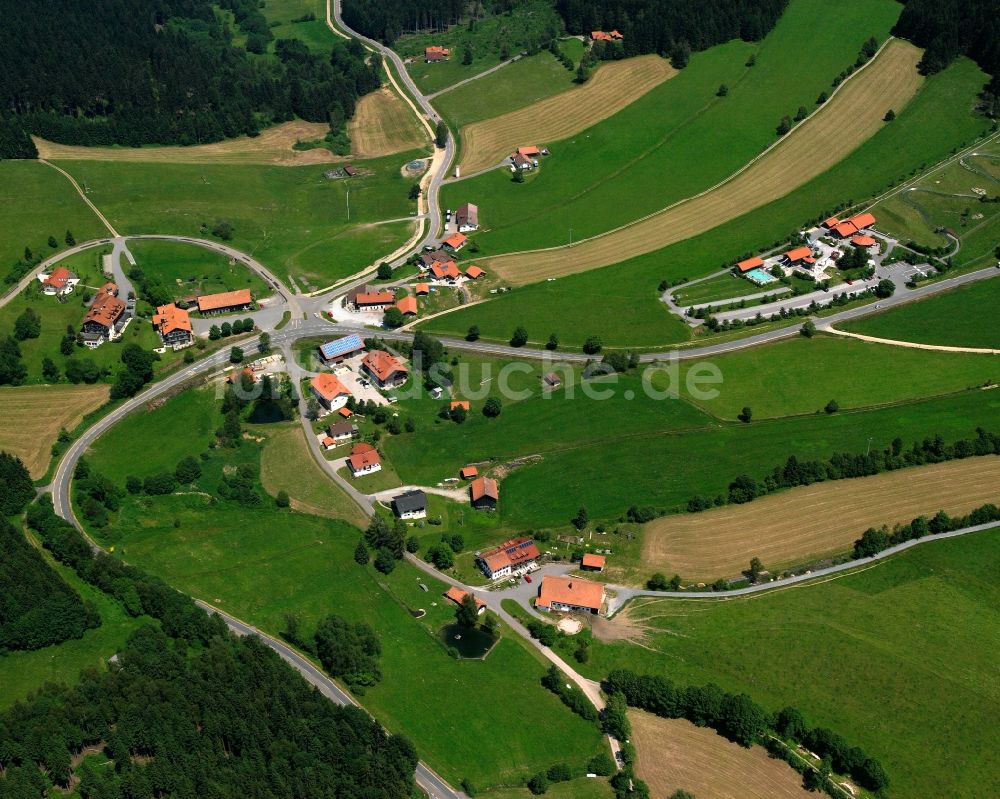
127,239,271,302
426,57,992,348
440,0,902,256
574,530,1000,799
53,154,420,289
839,278,1000,348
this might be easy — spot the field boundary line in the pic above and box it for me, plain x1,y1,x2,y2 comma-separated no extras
39,159,119,237
825,326,1000,354
483,37,902,263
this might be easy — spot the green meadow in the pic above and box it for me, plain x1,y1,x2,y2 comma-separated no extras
427,56,993,348
80,387,607,788
840,278,1000,349
440,0,902,256
261,0,334,53
0,529,150,710
435,40,584,128
127,239,271,301
0,161,108,281
53,154,420,289
567,530,1000,799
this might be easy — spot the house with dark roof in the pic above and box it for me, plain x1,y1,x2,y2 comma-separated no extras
317,334,364,364
326,420,358,444
419,249,455,269
476,536,538,579
392,489,427,520
455,203,479,232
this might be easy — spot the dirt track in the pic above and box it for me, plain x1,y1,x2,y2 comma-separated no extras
0,384,110,477
484,39,923,285
348,87,429,158
457,55,676,174
641,455,1000,579
631,711,812,799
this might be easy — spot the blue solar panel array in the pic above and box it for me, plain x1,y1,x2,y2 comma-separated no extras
319,334,364,360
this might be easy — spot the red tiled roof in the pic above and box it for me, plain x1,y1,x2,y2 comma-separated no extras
322,436,334,447
460,465,478,479
396,295,418,315
832,221,859,238
517,146,541,157
310,373,352,402
430,261,460,280
443,232,467,250
450,400,470,411
415,282,430,295
784,246,813,262
82,292,125,330
197,289,252,312
537,575,604,612
849,212,876,230
822,216,840,228
479,536,538,574
736,256,764,272
352,442,375,455
464,265,485,279
355,291,394,307
591,30,612,41
851,235,877,247
443,586,486,610
362,350,408,382
338,407,353,418
471,477,499,502
581,553,606,569
43,266,74,288
349,448,380,471
152,303,192,335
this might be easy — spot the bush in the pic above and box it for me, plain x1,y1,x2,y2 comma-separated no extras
143,472,177,495
275,490,290,508
483,397,502,418
527,773,548,795
582,335,602,354
588,752,615,776
510,326,528,347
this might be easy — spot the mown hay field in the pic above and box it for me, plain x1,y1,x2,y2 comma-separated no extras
457,55,676,174
348,87,428,158
260,423,368,528
630,712,811,799
34,121,341,165
0,384,109,477
640,455,1000,579
485,39,923,285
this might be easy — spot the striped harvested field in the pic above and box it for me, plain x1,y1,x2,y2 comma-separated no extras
33,120,341,166
485,39,923,285
348,86,429,158
0,384,109,478
640,455,1000,580
457,55,676,174
630,711,812,799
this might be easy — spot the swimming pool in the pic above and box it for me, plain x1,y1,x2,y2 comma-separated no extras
746,268,777,285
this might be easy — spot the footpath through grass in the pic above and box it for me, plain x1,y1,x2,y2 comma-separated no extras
839,277,1000,349
441,0,901,256
81,386,607,788
52,154,420,290
427,56,992,348
571,530,1000,799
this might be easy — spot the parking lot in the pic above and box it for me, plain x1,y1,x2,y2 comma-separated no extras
329,353,392,407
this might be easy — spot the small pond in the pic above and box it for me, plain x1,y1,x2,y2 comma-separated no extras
439,623,497,659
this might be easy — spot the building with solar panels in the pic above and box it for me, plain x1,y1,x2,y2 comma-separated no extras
316,334,365,365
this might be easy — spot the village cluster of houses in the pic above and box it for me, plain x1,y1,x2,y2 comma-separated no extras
733,212,879,284
150,289,253,349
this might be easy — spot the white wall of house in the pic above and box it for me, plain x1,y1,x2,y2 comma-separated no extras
350,462,381,477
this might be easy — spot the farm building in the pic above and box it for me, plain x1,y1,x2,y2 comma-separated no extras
419,249,455,269
455,203,479,232
443,586,486,614
581,553,606,572
348,443,381,477
430,261,461,282
822,216,841,229
460,465,478,479
443,232,467,252
396,295,418,316
326,420,357,444
464,265,485,279
38,266,79,296
415,282,430,295
80,288,126,348
362,350,408,388
830,213,877,239
310,373,352,411
851,235,877,248
425,45,450,62
470,477,500,511
197,288,252,315
476,536,539,579
590,30,623,41
317,334,365,364
354,290,395,311
392,489,427,520
543,373,563,390
152,303,193,347
537,575,605,614
343,164,359,177
735,256,765,273
511,152,535,171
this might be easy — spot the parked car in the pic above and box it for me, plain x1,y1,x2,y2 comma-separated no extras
524,574,532,583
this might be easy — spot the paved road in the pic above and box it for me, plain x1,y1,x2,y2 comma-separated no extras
197,602,465,799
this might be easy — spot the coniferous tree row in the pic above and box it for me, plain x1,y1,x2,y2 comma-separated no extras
0,0,381,153
341,0,467,43
893,0,1000,88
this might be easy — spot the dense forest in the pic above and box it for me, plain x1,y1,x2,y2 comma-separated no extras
894,0,1000,87
342,0,467,42
0,517,99,653
0,0,380,153
0,626,418,797
555,0,788,58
